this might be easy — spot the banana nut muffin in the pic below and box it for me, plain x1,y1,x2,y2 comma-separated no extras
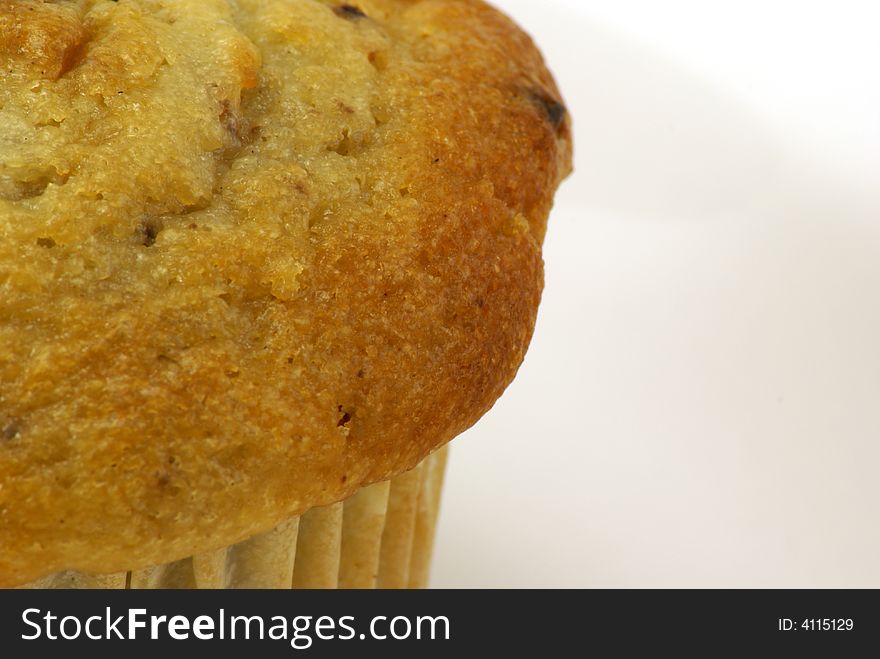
0,0,572,587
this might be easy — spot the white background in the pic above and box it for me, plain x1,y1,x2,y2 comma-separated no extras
432,0,880,587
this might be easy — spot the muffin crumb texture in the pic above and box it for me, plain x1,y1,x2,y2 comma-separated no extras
0,0,571,586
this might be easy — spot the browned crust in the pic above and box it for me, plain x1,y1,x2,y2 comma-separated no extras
0,0,571,587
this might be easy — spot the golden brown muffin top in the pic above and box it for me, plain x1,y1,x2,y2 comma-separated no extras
0,0,571,586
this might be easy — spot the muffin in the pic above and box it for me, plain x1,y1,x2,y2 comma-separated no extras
0,0,572,589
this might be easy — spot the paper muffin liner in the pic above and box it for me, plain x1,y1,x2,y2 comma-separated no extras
21,447,448,590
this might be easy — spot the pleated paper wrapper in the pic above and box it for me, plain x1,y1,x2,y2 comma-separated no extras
21,447,448,589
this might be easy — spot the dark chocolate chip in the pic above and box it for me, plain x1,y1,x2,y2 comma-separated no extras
531,90,567,131
2,421,21,441
138,218,162,247
334,4,367,20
